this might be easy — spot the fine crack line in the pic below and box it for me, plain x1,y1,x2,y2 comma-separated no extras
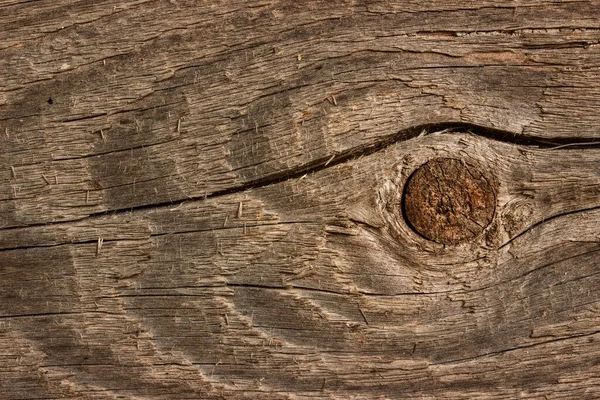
431,329,600,366
499,205,600,251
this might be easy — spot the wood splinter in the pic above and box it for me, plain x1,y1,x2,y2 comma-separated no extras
324,154,335,166
96,238,104,257
359,306,369,325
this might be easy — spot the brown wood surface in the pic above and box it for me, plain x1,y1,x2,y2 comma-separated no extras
1,1,600,399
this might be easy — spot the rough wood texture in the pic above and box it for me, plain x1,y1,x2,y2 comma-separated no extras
1,1,600,399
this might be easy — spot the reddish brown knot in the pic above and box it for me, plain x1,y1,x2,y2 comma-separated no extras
402,158,495,245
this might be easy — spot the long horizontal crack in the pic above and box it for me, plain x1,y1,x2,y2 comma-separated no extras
225,282,450,297
0,311,79,320
2,122,600,235
0,220,309,253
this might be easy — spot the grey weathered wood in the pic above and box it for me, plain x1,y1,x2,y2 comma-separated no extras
1,1,600,399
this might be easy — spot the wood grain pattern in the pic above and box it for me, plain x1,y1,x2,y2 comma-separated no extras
1,1,600,398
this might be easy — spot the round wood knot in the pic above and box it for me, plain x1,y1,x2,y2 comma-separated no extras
402,158,495,245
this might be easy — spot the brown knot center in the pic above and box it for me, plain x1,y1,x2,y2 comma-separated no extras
402,158,495,245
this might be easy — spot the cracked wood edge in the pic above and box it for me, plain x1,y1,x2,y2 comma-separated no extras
3,0,600,228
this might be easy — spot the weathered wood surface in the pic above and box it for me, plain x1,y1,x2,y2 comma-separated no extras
1,1,600,398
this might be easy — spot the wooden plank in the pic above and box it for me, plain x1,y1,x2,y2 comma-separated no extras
2,0,600,398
